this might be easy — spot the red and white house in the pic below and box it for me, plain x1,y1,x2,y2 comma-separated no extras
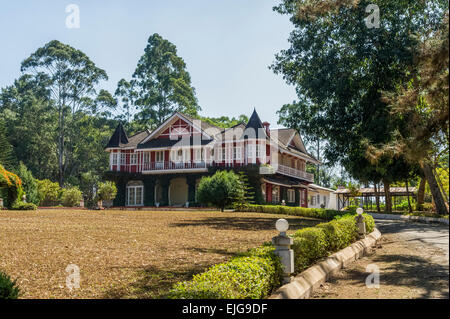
105,109,319,207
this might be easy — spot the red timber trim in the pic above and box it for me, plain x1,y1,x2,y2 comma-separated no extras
300,188,308,208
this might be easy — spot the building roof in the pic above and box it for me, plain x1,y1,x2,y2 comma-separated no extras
242,109,267,139
335,187,418,196
106,123,129,148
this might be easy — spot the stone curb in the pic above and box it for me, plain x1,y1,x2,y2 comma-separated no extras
268,228,382,299
368,213,449,225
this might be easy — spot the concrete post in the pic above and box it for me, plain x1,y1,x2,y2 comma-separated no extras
355,207,366,238
272,219,294,284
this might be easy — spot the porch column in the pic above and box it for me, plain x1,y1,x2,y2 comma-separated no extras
160,176,171,206
295,189,300,206
143,176,156,206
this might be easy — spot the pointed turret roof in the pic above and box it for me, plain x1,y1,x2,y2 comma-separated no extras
243,108,267,139
106,122,129,148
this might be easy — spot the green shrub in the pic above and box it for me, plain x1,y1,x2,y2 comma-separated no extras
96,181,117,201
16,162,40,205
168,245,282,299
37,179,61,206
238,204,348,220
11,201,37,210
196,170,244,211
61,186,83,207
292,227,328,272
317,217,357,252
0,270,20,299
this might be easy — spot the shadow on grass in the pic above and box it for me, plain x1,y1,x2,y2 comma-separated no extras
169,216,321,231
326,253,449,299
103,264,211,299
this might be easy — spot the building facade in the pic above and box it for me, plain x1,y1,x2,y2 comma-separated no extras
104,109,319,207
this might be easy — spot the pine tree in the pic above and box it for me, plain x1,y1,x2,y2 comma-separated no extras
0,118,15,170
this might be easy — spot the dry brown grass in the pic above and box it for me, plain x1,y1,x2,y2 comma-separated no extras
0,209,320,299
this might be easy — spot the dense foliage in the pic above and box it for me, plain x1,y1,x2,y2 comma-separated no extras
196,170,245,211
0,270,20,299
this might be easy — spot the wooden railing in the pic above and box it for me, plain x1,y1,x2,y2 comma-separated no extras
142,161,208,171
276,164,314,182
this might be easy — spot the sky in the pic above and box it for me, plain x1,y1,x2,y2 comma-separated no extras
0,0,298,128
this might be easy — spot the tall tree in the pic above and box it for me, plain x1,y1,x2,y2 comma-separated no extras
116,33,200,128
271,0,447,212
0,118,15,170
21,40,109,185
367,12,449,214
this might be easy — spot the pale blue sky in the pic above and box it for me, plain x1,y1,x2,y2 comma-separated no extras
0,0,297,128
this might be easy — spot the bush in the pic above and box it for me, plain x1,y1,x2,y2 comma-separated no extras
168,210,377,299
238,204,349,220
16,162,39,205
292,227,328,272
11,201,37,210
37,179,61,206
196,170,244,211
96,181,117,202
0,270,20,299
61,186,83,207
168,245,282,299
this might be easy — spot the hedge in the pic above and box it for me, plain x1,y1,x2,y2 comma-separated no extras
238,204,350,220
168,244,282,299
169,211,375,299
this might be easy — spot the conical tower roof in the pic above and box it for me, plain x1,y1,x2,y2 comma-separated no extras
106,122,129,148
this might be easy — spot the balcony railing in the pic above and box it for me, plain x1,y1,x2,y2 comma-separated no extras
142,161,208,172
276,164,314,182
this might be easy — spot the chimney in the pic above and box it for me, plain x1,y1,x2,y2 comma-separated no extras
262,122,270,137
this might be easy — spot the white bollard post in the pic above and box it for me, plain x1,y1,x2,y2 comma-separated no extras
272,219,294,284
355,207,366,238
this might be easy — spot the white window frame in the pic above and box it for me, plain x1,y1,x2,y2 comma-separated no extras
130,153,138,165
120,153,126,165
143,152,150,164
112,153,118,165
272,186,280,203
233,147,242,160
126,185,144,206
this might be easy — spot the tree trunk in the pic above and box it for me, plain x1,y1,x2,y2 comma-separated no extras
405,179,413,214
435,168,449,201
417,178,426,211
383,179,392,213
374,183,380,213
422,162,448,215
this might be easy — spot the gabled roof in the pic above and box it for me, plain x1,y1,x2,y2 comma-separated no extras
106,123,129,148
269,128,320,164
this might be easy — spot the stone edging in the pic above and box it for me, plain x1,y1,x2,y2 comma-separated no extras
368,212,449,225
268,228,382,299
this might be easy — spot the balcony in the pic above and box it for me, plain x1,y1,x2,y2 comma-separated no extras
142,161,209,173
276,164,314,182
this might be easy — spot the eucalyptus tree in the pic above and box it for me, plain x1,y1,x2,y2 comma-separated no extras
116,33,200,129
21,40,109,185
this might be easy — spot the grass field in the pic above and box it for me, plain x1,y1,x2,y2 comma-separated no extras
0,209,321,299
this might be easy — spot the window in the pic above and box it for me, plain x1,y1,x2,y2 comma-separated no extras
248,145,254,158
120,153,126,165
287,189,295,203
111,153,118,165
126,181,144,206
310,196,316,205
256,145,261,158
195,148,204,162
130,153,138,165
221,148,226,161
323,196,327,207
317,195,320,204
272,186,280,203
155,151,164,162
233,147,241,160
144,152,150,164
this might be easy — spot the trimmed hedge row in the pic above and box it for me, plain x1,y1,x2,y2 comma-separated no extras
169,211,375,299
293,214,374,272
239,204,350,220
168,245,283,299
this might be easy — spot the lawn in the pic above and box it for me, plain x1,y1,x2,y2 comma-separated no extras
0,209,321,299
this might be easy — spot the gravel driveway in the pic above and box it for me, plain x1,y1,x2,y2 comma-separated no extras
312,219,449,299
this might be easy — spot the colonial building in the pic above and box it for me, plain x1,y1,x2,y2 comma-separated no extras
105,109,319,207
